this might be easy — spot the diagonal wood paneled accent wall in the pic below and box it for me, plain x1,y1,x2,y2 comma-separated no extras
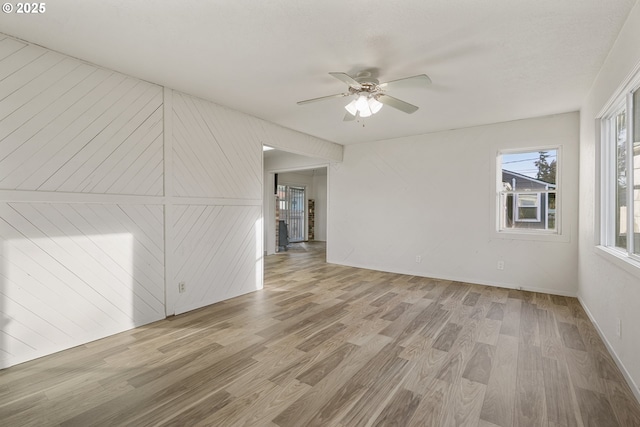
172,93,261,199
0,202,165,364
0,33,342,368
0,38,164,195
171,204,262,314
0,35,167,368
169,91,264,315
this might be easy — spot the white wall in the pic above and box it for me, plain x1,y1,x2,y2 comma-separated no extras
264,150,333,171
278,172,314,189
0,34,341,367
578,2,640,398
312,170,328,241
329,112,580,296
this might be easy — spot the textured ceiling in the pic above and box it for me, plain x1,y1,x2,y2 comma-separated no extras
0,1,635,145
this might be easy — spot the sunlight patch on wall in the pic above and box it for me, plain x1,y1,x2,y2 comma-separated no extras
0,232,134,365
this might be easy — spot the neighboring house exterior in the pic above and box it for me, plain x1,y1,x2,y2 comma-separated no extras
502,170,556,230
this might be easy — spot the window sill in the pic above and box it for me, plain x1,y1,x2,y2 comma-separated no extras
595,246,640,279
493,229,569,243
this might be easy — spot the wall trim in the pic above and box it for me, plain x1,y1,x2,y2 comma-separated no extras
174,287,258,316
170,197,261,206
577,295,640,404
0,191,262,207
163,87,175,316
265,164,332,174
326,258,577,297
0,190,165,204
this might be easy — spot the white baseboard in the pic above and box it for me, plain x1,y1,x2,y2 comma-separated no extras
577,296,640,404
326,258,577,297
174,288,258,316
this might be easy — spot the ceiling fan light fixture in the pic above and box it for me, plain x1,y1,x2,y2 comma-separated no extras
359,104,373,117
354,94,373,117
368,97,383,114
345,99,358,116
355,95,369,111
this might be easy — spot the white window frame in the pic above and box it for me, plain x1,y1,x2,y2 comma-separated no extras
600,89,640,263
514,192,541,222
496,147,560,236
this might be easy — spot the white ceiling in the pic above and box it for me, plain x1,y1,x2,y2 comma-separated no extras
0,1,635,145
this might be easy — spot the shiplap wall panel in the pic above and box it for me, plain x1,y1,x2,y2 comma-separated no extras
0,71,131,161
0,37,163,195
1,65,110,187
0,40,45,83
0,202,165,368
62,204,165,292
0,32,343,367
36,77,151,192
0,36,25,61
0,51,70,107
172,204,260,315
172,92,262,199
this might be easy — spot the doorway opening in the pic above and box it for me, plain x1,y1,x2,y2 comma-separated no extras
277,184,306,243
263,147,329,256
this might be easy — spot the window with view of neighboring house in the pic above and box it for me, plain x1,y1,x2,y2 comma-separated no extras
601,86,640,260
515,193,541,222
497,148,558,233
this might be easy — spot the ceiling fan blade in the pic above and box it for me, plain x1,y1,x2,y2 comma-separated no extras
377,94,419,114
329,72,362,88
343,111,357,121
297,93,350,105
379,74,432,90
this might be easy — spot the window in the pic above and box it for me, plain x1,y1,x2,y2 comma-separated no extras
602,88,640,259
515,193,541,222
497,149,558,233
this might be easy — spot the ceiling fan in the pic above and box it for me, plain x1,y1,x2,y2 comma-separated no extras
297,71,431,121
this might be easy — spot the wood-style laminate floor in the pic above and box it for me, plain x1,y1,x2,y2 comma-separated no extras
1,241,640,426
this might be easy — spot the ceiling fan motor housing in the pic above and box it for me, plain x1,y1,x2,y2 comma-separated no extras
350,81,382,99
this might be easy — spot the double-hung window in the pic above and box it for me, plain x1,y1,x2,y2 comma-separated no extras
602,88,640,259
497,149,559,233
515,193,541,222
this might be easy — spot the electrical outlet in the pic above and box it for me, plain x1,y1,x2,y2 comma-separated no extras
616,318,622,337
178,282,186,293
415,255,422,263
497,261,505,270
